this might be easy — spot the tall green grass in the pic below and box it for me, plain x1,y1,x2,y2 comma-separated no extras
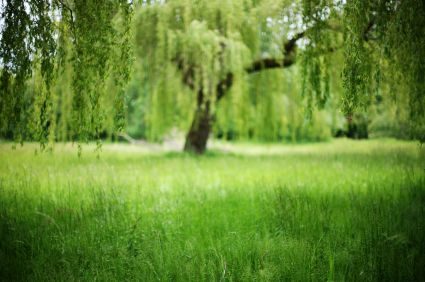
0,139,424,281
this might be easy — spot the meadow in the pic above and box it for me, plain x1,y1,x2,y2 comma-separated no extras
0,139,424,281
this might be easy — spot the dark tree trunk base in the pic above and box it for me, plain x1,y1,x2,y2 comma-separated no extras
183,75,233,154
184,106,211,154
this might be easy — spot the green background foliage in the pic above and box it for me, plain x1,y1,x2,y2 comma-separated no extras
0,0,423,147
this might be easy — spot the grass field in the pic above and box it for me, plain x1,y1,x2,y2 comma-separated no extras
0,139,424,281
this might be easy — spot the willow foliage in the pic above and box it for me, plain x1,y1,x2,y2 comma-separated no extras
342,0,425,141
135,0,253,139
134,0,424,143
0,0,133,151
136,0,311,140
1,0,424,148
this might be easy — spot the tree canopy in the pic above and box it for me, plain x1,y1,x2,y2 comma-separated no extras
0,0,424,153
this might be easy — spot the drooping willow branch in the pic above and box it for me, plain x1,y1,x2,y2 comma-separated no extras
0,0,134,150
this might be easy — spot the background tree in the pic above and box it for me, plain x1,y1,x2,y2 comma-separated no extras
135,0,424,153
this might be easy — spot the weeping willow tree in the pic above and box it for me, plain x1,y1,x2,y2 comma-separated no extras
136,0,425,153
0,0,132,153
1,0,424,154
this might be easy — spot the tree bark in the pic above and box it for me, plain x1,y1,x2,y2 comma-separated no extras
184,90,212,154
183,104,212,154
183,74,233,154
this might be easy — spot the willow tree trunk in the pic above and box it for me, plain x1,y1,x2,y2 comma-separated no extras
183,74,233,154
184,91,212,154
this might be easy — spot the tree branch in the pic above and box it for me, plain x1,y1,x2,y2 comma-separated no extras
246,31,305,74
53,0,78,44
179,17,375,102
216,73,233,101
363,19,375,42
245,17,374,74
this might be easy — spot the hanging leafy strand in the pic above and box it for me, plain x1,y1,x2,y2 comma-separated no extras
300,0,337,118
0,0,134,150
341,0,373,115
384,0,425,142
0,0,55,144
342,0,425,140
112,2,134,134
70,0,133,153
